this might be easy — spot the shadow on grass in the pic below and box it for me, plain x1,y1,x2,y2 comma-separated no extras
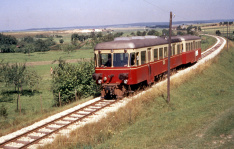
0,90,41,103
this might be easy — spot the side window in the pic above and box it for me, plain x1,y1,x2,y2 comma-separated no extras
130,52,136,66
177,44,180,54
172,44,176,56
186,43,188,51
164,47,168,58
141,51,146,65
159,48,163,59
154,48,158,60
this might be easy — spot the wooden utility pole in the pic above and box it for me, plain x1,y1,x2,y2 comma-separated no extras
227,22,229,51
167,11,172,103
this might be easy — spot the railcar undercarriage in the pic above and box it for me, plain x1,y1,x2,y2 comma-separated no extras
101,84,127,99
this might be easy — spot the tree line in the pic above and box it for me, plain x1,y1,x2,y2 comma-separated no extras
0,33,56,53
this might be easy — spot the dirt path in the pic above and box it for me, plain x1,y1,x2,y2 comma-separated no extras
24,58,92,66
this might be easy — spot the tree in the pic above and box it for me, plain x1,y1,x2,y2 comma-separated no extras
60,44,76,54
34,39,50,52
23,43,35,55
130,32,135,36
0,62,41,111
216,30,221,36
136,31,142,36
59,39,64,44
23,36,34,43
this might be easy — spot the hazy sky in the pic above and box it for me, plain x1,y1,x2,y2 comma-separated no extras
0,0,233,31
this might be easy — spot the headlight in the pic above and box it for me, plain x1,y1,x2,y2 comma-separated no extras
124,79,128,84
103,77,107,82
98,79,102,84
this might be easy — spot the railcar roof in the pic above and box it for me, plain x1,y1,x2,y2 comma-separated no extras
94,35,201,50
94,36,168,50
171,35,201,41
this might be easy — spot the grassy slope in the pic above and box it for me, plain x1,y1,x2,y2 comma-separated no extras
95,45,234,148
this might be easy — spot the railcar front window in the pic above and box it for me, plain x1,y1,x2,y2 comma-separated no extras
99,53,112,67
113,53,128,67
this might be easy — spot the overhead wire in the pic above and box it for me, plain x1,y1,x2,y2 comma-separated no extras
142,0,190,21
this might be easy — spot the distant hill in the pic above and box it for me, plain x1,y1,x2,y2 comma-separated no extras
2,19,233,32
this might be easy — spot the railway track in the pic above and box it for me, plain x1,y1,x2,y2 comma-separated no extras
0,35,226,149
0,99,119,149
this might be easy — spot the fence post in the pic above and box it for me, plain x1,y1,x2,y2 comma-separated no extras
40,95,43,113
75,89,77,101
19,94,21,115
59,92,61,107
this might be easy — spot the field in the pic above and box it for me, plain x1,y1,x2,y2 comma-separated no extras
0,27,223,137
43,40,234,149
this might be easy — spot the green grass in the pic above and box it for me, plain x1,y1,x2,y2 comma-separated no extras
202,25,234,36
0,49,93,63
41,40,234,149
0,33,218,138
95,46,234,149
201,35,217,52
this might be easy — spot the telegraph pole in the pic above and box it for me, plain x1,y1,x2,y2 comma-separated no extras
167,11,172,103
227,22,229,51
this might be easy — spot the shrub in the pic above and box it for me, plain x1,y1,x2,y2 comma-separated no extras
0,104,8,119
52,59,99,105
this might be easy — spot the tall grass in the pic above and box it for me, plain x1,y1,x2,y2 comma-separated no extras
42,41,234,148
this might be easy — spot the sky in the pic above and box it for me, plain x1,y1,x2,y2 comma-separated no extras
0,0,233,31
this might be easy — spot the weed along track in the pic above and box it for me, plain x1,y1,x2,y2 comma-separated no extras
0,35,226,149
0,99,120,149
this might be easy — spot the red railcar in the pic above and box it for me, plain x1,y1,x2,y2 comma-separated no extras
92,35,201,98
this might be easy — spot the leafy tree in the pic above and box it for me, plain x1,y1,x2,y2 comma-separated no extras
60,44,76,54
130,32,136,36
216,30,221,36
0,62,41,111
177,31,186,35
34,39,49,52
0,33,17,45
59,39,64,44
52,59,99,105
23,43,35,55
136,31,142,36
96,32,103,38
23,36,34,43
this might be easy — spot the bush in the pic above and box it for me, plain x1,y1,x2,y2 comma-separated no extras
52,59,100,105
0,104,8,119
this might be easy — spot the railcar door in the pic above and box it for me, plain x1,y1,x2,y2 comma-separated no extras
147,48,153,84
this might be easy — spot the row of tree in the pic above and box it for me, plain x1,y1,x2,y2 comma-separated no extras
0,34,56,53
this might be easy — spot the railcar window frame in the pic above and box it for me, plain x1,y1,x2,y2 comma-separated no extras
177,44,180,54
99,53,112,67
164,47,168,58
141,51,146,65
159,48,163,59
154,48,158,61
